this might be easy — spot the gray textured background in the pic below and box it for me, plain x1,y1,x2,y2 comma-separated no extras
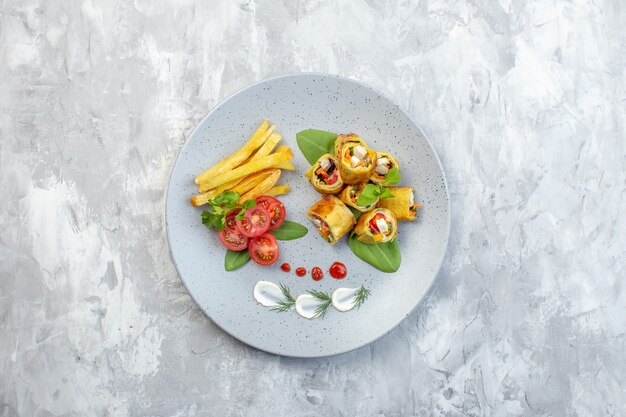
1,1,625,416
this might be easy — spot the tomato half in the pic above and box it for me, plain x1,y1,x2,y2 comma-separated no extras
224,212,239,231
218,228,249,251
248,233,279,265
255,196,286,230
236,207,270,238
369,213,385,234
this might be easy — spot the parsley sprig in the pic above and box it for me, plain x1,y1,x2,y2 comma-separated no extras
356,166,401,207
201,191,256,231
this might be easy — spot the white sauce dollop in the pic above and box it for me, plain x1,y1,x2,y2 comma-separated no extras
253,281,284,307
253,282,370,318
295,294,319,319
331,287,360,312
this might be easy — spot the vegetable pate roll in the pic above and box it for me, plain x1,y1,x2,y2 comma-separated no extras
334,133,367,158
376,187,421,221
338,142,376,185
354,208,398,244
306,153,343,194
370,151,400,185
307,195,356,245
339,183,378,212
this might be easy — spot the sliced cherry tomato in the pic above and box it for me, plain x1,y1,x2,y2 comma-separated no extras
255,196,285,231
236,206,270,238
218,228,249,251
224,212,239,231
248,233,279,266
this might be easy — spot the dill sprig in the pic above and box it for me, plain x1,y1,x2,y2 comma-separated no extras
353,285,371,309
271,283,296,312
307,289,333,319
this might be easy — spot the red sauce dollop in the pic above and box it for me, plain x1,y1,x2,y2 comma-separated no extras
311,267,324,281
295,267,307,277
329,262,347,279
280,263,291,272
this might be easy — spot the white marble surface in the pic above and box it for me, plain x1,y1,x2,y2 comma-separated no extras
1,0,625,415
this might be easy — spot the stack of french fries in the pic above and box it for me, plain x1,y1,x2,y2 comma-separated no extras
189,120,294,207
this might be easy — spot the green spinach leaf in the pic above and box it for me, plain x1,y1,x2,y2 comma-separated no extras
270,220,308,240
296,129,338,165
356,184,380,207
384,166,401,185
224,249,251,271
378,187,395,199
348,233,401,273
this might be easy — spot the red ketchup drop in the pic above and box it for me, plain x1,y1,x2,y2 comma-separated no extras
295,267,307,277
280,263,291,272
329,262,347,279
311,267,323,281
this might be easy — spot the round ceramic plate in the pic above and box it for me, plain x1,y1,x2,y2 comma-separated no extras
166,74,449,357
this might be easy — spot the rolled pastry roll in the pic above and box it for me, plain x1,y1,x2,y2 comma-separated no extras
354,208,398,244
376,187,421,221
370,151,400,185
307,195,356,245
306,153,343,194
334,133,367,158
339,183,378,212
338,142,376,185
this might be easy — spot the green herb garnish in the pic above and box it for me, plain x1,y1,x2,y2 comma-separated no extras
201,191,256,231
271,284,297,312
269,220,308,240
224,249,251,271
353,285,371,309
295,129,338,165
307,289,333,319
356,166,401,207
348,233,401,272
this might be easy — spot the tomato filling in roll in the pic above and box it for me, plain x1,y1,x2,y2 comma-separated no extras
368,213,392,242
315,157,339,185
311,214,333,242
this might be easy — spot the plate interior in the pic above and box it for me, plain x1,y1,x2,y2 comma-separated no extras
166,74,449,357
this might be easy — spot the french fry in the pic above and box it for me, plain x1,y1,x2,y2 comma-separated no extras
229,169,276,195
238,134,284,167
275,145,291,154
189,189,220,207
194,121,273,185
249,133,282,161
239,169,281,202
189,178,242,207
265,184,291,197
271,145,295,170
275,160,295,170
199,150,293,191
